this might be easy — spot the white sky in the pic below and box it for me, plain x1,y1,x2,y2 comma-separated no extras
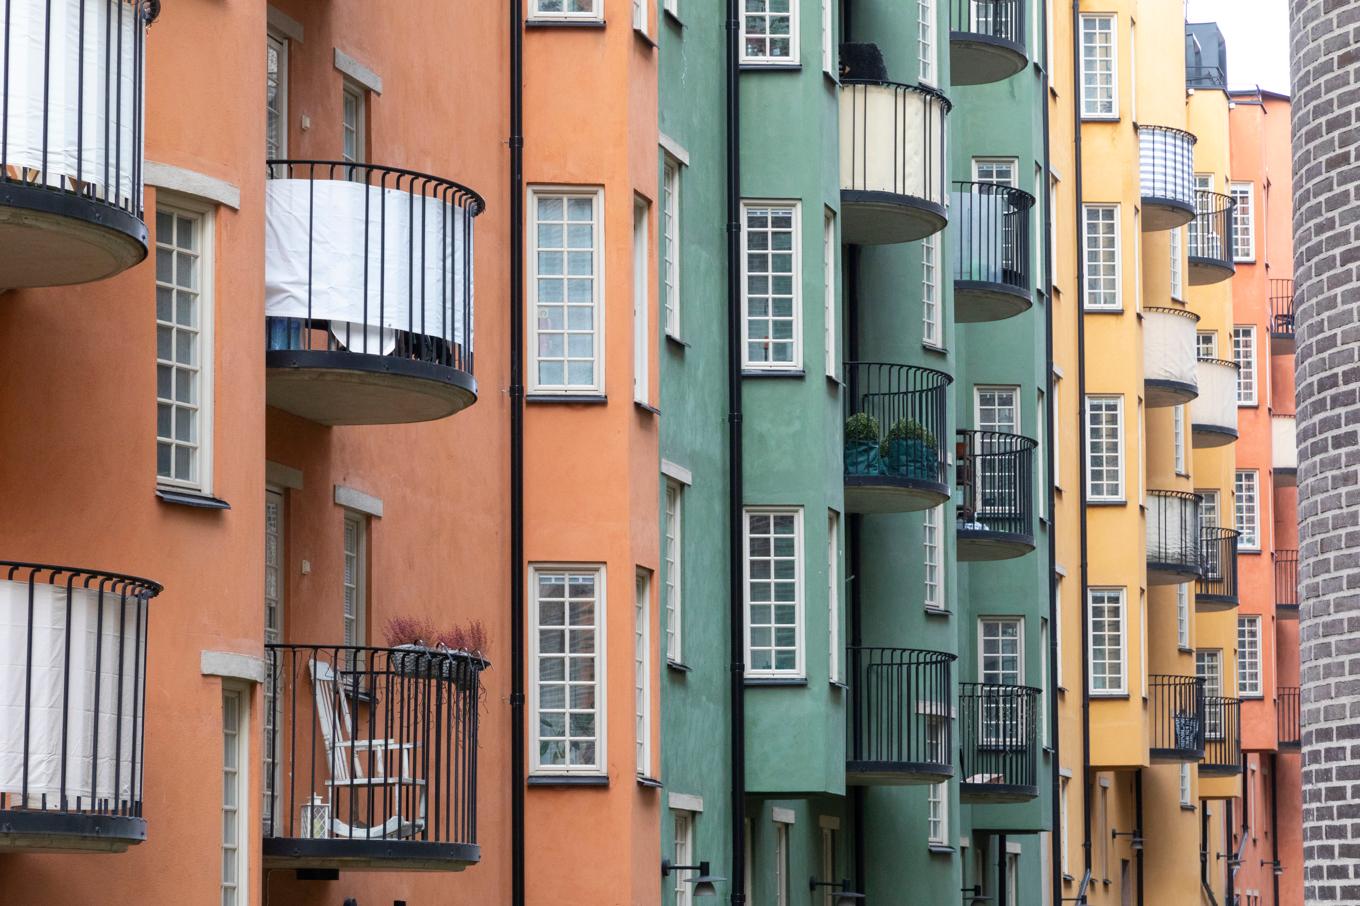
1185,0,1292,95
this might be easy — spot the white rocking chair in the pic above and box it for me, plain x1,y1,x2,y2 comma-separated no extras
309,659,425,840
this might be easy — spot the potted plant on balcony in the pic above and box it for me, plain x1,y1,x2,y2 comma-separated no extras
881,418,937,480
385,617,489,690
844,412,882,477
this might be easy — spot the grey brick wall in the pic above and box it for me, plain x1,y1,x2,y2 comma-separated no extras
1292,1,1360,902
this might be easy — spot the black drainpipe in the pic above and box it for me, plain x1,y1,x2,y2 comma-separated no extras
847,243,864,894
726,1,747,902
998,834,1009,906
1270,753,1280,906
1225,799,1235,906
1134,770,1144,906
509,1,526,904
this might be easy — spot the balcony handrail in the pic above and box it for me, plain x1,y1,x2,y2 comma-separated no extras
265,159,487,213
958,682,1040,792
846,646,956,771
1149,673,1206,758
843,361,952,489
1202,696,1241,773
1277,686,1301,746
1274,549,1299,609
1137,124,1198,210
1196,526,1240,602
1188,190,1236,265
1144,305,1200,323
951,180,1035,295
1270,278,1295,337
839,79,951,214
1147,489,1203,577
948,0,1026,47
955,429,1036,538
838,78,955,112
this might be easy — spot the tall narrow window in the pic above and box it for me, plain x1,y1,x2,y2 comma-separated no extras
1080,14,1117,119
633,0,647,31
1196,648,1223,737
744,509,804,678
742,203,801,369
922,233,941,346
1083,205,1120,309
1237,616,1262,697
531,566,606,774
635,571,652,776
1233,325,1257,405
918,0,937,85
1169,226,1184,299
1060,776,1070,875
1173,405,1186,473
923,505,944,610
742,0,797,63
827,511,841,684
824,209,837,377
1230,182,1255,262
1088,588,1126,695
1190,173,1213,255
1176,584,1189,649
263,490,285,834
1040,618,1050,744
1179,763,1192,806
663,161,681,338
674,810,696,906
342,513,368,663
341,81,366,164
1085,396,1124,501
531,0,598,19
820,822,839,906
1235,470,1260,550
266,33,288,158
530,189,604,394
774,817,791,906
664,482,683,663
634,199,651,404
1052,375,1061,482
927,778,948,845
1037,389,1047,519
221,687,247,906
821,0,834,74
156,206,214,494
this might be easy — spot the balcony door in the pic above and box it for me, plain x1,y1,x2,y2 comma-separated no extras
973,386,1020,521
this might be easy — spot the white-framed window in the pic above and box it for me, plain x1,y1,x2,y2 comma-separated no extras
742,202,801,369
744,508,804,678
673,810,696,906
1176,584,1190,649
1059,776,1071,875
663,159,681,338
342,81,366,164
742,0,797,64
1079,14,1118,119
1190,173,1213,256
1231,181,1255,262
342,512,368,668
156,204,214,494
1169,226,1184,300
774,815,792,906
1197,330,1218,359
976,385,1020,434
1051,374,1061,483
927,778,949,845
1037,389,1048,519
530,566,606,774
1197,648,1223,737
824,209,837,378
1083,205,1121,309
266,32,288,159
1179,764,1192,807
1238,616,1262,697
973,157,1019,187
821,0,834,74
221,686,248,906
529,188,604,394
1139,589,1148,692
1040,618,1050,744
664,482,683,663
635,571,652,776
530,0,599,20
923,505,944,610
922,233,941,347
827,511,841,684
633,0,647,31
1235,470,1260,550
1199,488,1219,529
1173,405,1186,474
1088,588,1126,695
980,617,1024,684
1085,395,1124,501
1054,573,1064,688
918,0,937,85
634,198,651,404
1233,325,1257,405
263,489,285,833
665,0,680,17
820,820,840,906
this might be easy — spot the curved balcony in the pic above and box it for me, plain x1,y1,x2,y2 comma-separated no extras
1146,490,1202,585
846,647,955,786
262,643,487,872
0,561,162,853
839,79,951,245
1195,527,1240,611
1273,413,1297,487
1201,696,1241,777
958,683,1039,803
948,0,1027,86
1137,126,1198,231
1275,550,1299,619
264,161,485,426
1190,358,1239,448
955,430,1036,561
1187,190,1236,285
951,180,1034,323
1143,306,1201,407
843,362,952,514
1149,674,1205,763
1278,686,1300,750
1270,278,1296,354
0,0,152,289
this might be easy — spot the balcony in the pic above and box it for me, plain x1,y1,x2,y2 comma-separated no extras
1270,279,1296,354
1187,190,1236,285
0,561,162,853
264,161,485,426
839,78,950,245
1201,696,1241,777
1274,550,1298,619
1277,686,1300,750
955,430,1037,561
1146,490,1202,585
262,643,487,872
0,0,152,289
843,362,952,514
958,683,1040,803
845,647,955,786
1190,358,1239,448
951,180,1035,323
1273,413,1297,487
1195,527,1240,611
1148,674,1205,763
1137,126,1198,231
1143,307,1201,407
948,0,1027,86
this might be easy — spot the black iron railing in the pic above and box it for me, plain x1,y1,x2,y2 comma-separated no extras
1188,190,1235,272
263,643,486,862
1275,549,1299,615
1149,674,1205,760
949,0,1025,48
1196,527,1240,604
0,561,161,838
264,160,485,376
1271,278,1295,340
958,683,1039,798
956,430,1036,540
1201,696,1241,775
951,180,1034,296
1278,686,1300,749
1147,490,1202,579
839,80,951,211
1138,125,1198,215
843,362,951,489
846,647,955,776
1186,66,1227,89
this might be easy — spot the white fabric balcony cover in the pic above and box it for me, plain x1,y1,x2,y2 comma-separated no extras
1143,309,1198,391
0,579,143,806
1273,414,1297,471
950,189,1009,283
1147,494,1196,564
1,0,142,204
1138,127,1195,207
265,179,475,351
1191,359,1238,434
839,83,946,207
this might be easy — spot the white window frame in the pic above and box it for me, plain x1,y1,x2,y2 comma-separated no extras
773,812,793,906
1235,470,1260,551
528,187,605,395
674,809,696,906
1037,389,1047,519
927,779,949,846
918,0,937,86
1169,226,1184,300
635,570,652,776
1040,617,1050,745
341,79,366,164
1173,404,1186,474
342,511,368,670
820,820,840,906
529,0,601,21
972,157,1019,187
827,510,841,684
923,505,944,610
743,508,806,679
1052,373,1061,485
976,385,1021,434
665,0,680,16
821,0,834,74
1088,587,1127,696
1176,584,1190,649
824,208,837,378
741,201,802,370
1197,648,1223,737
633,0,647,32
1082,204,1121,310
922,232,941,348
1233,325,1258,406
1180,763,1193,807
266,31,288,159
1060,776,1071,875
1238,616,1263,698
529,565,608,775
1085,395,1125,502
263,488,285,833
221,685,249,906
1197,330,1218,360
663,159,681,339
741,0,799,65
634,198,651,404
1079,14,1118,120
155,201,215,496
1231,181,1255,262
979,617,1025,685
664,481,684,664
